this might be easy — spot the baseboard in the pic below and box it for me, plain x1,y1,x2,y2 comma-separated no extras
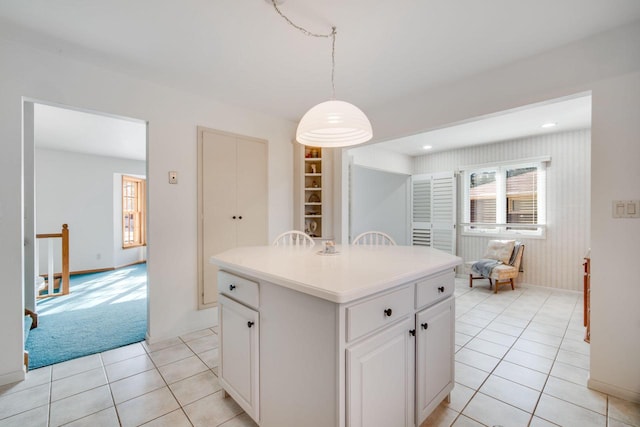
454,274,582,294
588,377,640,403
117,260,147,269
0,368,25,387
40,260,147,278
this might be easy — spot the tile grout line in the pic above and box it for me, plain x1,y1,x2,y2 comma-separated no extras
456,284,606,427
525,292,575,426
529,295,607,426
453,283,564,426
452,284,535,425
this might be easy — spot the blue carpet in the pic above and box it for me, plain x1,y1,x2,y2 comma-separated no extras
26,263,147,369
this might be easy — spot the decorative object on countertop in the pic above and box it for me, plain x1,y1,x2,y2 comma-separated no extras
322,240,336,254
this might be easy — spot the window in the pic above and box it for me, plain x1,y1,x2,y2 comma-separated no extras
463,160,546,237
122,175,146,248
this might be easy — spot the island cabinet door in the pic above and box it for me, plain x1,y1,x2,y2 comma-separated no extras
346,318,415,427
416,297,454,424
218,295,260,422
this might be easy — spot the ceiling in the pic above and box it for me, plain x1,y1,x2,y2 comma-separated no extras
34,104,146,161
374,94,592,156
2,1,637,157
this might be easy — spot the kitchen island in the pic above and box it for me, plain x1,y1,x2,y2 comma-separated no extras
210,244,461,427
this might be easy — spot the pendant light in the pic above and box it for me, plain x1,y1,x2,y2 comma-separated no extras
269,0,373,148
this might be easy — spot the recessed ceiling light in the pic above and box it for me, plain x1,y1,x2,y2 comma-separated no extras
541,122,557,128
422,145,432,150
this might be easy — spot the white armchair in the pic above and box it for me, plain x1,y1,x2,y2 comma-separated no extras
466,240,525,293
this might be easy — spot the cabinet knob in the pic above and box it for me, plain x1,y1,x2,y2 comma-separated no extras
232,216,237,219
247,321,254,328
384,308,393,317
421,322,429,330
238,216,243,220
438,286,445,293
409,329,416,336
229,284,236,291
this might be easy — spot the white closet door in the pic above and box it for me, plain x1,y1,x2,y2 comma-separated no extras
202,131,238,306
198,128,268,308
236,139,267,247
411,172,456,254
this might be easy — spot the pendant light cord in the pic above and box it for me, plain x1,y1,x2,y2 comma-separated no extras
271,0,337,99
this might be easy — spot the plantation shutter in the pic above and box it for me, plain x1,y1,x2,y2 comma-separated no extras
412,175,431,247
412,172,456,254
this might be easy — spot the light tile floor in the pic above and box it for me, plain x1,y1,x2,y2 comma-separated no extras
423,279,640,427
1,279,639,426
0,325,254,427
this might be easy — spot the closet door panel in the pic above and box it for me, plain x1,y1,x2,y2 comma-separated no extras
236,139,268,247
202,131,238,306
198,127,268,309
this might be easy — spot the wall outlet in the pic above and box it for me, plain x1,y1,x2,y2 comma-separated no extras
169,171,178,184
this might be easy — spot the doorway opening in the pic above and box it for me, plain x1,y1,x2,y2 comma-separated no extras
23,100,148,369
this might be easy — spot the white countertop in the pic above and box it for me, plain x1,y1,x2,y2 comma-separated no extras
210,245,462,303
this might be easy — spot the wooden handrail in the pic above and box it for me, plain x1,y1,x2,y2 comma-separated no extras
36,224,70,297
36,233,63,238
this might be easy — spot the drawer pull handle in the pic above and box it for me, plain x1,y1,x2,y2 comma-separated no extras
229,284,236,291
247,321,254,328
438,286,445,293
421,322,429,330
409,329,416,336
384,308,393,317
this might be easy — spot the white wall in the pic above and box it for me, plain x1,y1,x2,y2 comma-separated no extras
347,144,412,175
0,37,296,385
349,166,410,245
35,148,146,272
413,129,591,291
588,71,640,402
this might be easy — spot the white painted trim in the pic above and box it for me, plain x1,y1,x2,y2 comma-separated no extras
458,155,551,172
0,369,26,387
588,377,640,404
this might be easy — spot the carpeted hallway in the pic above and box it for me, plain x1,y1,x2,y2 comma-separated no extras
25,263,147,370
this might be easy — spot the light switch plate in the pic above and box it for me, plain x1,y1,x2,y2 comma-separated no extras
612,200,640,218
169,171,178,184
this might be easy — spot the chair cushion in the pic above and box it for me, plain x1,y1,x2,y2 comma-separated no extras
483,240,516,264
490,264,519,280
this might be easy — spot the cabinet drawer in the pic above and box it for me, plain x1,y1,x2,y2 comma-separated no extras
218,271,259,309
415,270,454,309
347,286,413,342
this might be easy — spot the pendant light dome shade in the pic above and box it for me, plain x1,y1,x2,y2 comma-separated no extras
296,100,373,148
